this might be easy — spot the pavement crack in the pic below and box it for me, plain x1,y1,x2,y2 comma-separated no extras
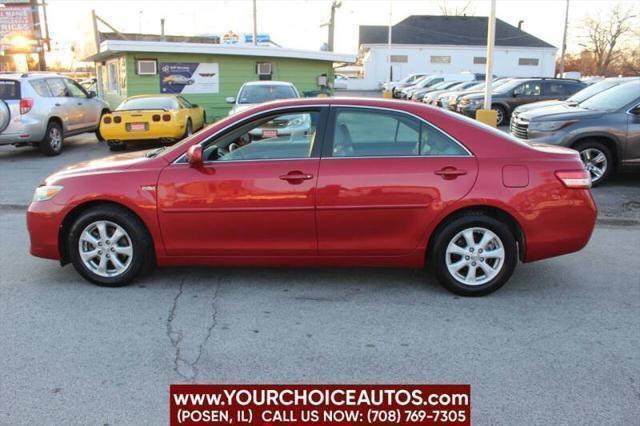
166,273,224,383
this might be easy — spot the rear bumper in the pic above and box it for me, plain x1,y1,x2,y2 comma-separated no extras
523,189,597,262
100,124,185,141
0,119,47,145
27,201,64,260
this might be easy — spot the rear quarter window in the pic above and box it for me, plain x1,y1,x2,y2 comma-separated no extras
0,80,21,100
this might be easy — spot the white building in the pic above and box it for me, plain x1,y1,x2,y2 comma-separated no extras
351,15,557,90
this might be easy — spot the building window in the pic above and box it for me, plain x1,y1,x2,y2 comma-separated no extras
430,55,451,64
473,56,486,64
107,61,118,93
519,58,539,66
389,55,408,63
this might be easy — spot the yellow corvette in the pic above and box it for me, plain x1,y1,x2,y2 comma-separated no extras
100,95,206,151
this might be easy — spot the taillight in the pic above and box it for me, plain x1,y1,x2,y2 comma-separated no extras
20,98,33,114
103,116,112,124
162,114,171,121
114,116,122,123
152,114,161,122
555,170,591,189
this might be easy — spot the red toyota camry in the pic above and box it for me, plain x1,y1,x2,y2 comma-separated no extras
27,98,596,296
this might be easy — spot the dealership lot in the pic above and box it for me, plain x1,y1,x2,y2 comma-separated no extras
1,135,639,424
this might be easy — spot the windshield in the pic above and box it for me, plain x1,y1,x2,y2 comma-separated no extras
117,97,178,111
238,84,298,104
579,81,640,111
401,74,422,84
494,79,526,94
568,80,622,103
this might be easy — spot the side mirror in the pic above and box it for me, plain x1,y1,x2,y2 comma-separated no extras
191,103,199,108
88,90,97,98
186,145,203,166
512,92,518,98
630,105,640,115
226,96,235,104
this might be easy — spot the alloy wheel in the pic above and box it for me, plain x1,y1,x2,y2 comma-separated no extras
49,127,62,151
78,220,133,278
445,227,505,286
580,148,607,183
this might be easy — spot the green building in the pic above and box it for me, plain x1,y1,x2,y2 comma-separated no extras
80,35,354,121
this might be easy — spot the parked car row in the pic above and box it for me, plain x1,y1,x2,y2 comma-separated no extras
0,72,307,155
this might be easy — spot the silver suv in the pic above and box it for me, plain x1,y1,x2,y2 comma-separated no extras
0,73,110,156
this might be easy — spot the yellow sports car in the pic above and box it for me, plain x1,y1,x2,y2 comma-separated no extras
100,95,206,151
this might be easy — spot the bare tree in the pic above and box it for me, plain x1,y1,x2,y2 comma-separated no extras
438,1,474,16
581,3,637,75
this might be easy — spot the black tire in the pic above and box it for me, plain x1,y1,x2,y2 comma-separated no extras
183,119,193,139
40,121,63,156
493,104,507,126
202,111,207,127
67,205,154,287
430,213,517,296
107,140,127,151
95,110,109,142
573,140,613,187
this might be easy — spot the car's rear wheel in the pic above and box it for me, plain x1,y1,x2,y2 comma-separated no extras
493,105,507,126
183,119,193,139
40,121,63,156
431,214,517,296
68,205,153,286
95,110,108,142
574,140,612,186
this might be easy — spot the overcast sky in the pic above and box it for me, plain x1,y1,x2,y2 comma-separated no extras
44,0,639,58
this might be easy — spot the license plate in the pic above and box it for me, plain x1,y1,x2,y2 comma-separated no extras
261,129,277,138
129,122,146,131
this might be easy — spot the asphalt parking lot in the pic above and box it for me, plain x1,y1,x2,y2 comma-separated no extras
1,134,639,424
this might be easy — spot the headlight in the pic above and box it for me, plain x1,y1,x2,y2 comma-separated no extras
33,185,63,202
287,118,304,126
529,120,576,132
469,99,483,105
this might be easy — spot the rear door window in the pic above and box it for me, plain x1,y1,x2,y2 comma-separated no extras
543,82,567,96
30,79,52,97
0,80,21,100
46,78,69,97
329,109,420,157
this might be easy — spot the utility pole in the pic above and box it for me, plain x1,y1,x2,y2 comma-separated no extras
482,0,496,111
559,0,570,76
30,0,46,70
387,1,392,82
252,0,257,45
327,0,342,52
160,18,165,41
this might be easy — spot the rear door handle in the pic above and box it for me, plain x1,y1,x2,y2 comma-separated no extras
54,103,61,107
279,171,314,182
435,167,467,180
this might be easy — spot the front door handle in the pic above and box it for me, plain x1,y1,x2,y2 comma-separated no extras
279,171,314,183
435,167,467,180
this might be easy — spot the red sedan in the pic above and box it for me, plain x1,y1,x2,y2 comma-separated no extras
27,98,596,296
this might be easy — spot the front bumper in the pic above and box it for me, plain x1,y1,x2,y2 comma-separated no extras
457,104,482,117
27,201,65,260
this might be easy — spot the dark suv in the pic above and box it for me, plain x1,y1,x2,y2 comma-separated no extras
457,78,586,125
511,80,640,186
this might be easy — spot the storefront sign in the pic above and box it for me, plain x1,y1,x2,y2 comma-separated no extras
0,4,34,38
159,62,219,94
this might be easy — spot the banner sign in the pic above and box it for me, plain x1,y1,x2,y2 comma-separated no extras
0,4,34,38
159,63,219,95
170,384,471,425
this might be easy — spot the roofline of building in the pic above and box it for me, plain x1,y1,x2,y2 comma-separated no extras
84,40,356,63
360,43,557,51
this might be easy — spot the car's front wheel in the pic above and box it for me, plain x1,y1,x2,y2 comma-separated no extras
183,119,193,139
431,214,517,296
574,140,612,186
68,205,153,286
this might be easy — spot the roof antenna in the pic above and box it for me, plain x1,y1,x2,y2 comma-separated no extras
517,20,524,30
